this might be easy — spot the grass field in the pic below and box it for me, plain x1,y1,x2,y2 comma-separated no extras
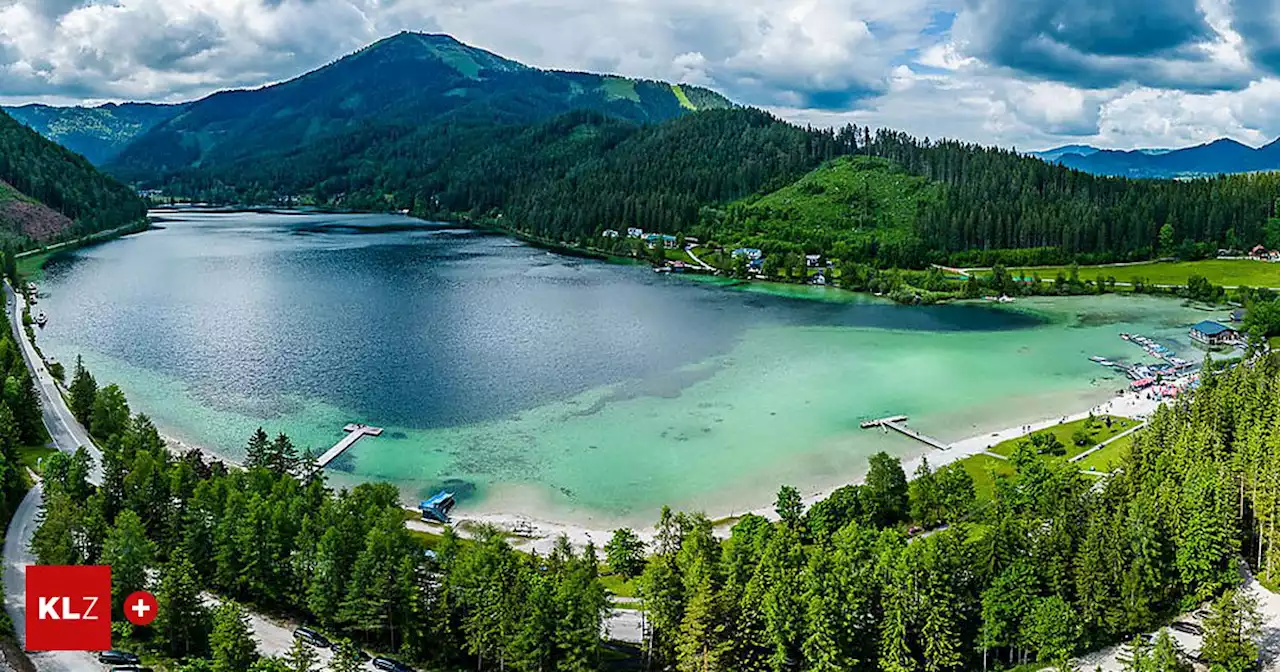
600,574,638,598
1076,432,1137,473
957,454,1016,501
990,259,1280,288
988,415,1138,461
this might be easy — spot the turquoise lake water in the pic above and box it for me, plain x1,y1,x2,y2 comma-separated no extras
31,210,1216,526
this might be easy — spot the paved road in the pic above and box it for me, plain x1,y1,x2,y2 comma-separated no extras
4,282,101,483
1,280,106,669
3,483,100,671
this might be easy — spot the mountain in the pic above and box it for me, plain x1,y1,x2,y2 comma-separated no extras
0,109,146,248
3,102,186,165
1031,144,1102,162
1037,137,1280,178
106,32,732,182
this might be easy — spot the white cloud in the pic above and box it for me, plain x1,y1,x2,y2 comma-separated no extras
3,0,1280,151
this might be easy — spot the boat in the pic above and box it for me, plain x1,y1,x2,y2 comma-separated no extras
1089,356,1107,363
34,312,47,327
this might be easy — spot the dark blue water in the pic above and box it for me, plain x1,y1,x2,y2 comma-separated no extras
36,210,1039,431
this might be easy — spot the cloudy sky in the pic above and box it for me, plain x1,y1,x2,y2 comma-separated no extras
1,0,1278,151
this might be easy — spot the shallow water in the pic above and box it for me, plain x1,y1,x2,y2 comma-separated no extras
33,210,1216,525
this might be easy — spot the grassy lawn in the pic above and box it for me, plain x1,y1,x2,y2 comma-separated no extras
663,248,696,264
18,444,57,477
1077,432,1137,473
15,251,52,281
957,454,1016,501
988,415,1139,461
600,573,638,598
994,259,1280,288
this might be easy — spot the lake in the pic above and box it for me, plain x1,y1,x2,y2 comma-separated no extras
32,210,1213,526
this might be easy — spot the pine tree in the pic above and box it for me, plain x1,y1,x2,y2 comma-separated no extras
1200,588,1262,670
68,355,97,428
101,509,154,614
282,637,318,672
90,383,130,441
244,427,270,470
604,528,646,580
156,550,212,658
210,600,258,672
268,433,298,476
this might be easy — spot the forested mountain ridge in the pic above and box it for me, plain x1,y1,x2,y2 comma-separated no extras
2,102,186,165
105,31,731,182
152,102,1280,268
0,109,147,249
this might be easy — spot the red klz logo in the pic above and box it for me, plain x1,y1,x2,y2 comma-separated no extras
25,565,111,651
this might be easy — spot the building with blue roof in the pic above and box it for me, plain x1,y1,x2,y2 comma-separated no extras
1190,320,1239,347
419,491,457,524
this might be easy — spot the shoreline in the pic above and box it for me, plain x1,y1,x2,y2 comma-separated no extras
154,386,1158,555
403,386,1164,554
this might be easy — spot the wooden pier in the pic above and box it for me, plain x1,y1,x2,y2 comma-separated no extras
860,415,948,450
316,423,384,467
860,415,907,429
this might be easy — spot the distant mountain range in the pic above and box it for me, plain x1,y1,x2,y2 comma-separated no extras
2,102,186,165
1032,138,1280,178
3,32,731,180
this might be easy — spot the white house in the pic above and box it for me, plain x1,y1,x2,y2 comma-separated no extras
602,229,620,238
627,227,645,238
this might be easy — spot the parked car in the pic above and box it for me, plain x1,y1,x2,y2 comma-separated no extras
293,626,331,649
98,650,140,665
1171,621,1203,636
372,656,414,672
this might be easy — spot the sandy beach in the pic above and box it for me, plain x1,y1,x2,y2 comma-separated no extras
409,386,1167,555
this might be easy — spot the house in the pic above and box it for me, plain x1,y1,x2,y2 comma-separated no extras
626,227,645,238
645,233,678,249
1189,320,1239,347
732,248,764,260
419,491,457,524
1231,308,1248,323
805,254,823,268
602,229,620,238
747,258,764,272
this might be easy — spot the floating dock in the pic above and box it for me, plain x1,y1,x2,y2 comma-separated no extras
316,423,384,467
860,415,948,450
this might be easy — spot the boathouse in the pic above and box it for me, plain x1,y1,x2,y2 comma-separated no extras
420,491,457,524
1190,320,1239,347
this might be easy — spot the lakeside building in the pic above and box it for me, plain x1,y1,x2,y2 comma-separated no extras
1189,320,1239,347
806,254,823,267
1231,308,1247,322
601,229,619,238
645,233,678,249
732,247,763,260
419,491,457,524
626,227,644,238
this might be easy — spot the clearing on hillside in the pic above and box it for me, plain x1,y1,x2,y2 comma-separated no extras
718,155,940,251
